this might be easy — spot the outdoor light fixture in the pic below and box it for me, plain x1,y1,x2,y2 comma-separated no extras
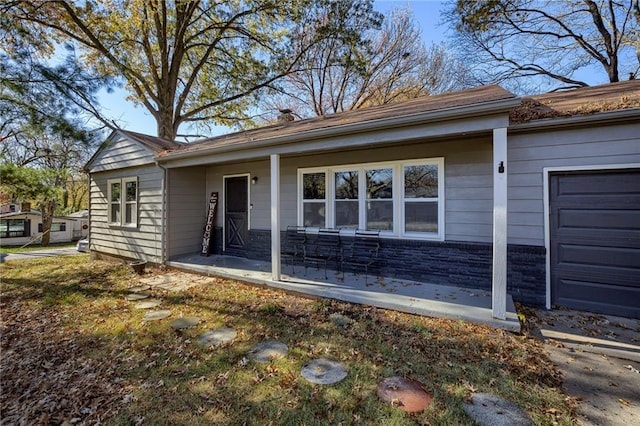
498,161,505,174
251,176,258,185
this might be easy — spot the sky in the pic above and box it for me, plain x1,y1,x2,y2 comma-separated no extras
95,0,448,138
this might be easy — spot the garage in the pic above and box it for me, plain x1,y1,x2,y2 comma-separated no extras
549,169,640,318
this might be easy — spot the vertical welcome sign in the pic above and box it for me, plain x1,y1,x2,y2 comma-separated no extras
201,192,218,256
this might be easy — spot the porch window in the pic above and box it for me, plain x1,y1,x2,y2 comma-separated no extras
108,177,138,227
0,219,29,238
301,172,326,227
335,171,359,228
298,158,444,240
404,164,439,234
366,168,393,231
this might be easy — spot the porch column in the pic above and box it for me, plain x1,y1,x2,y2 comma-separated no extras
270,154,281,281
492,128,508,320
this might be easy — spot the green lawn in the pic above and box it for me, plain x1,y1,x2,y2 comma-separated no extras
0,256,576,425
0,241,77,254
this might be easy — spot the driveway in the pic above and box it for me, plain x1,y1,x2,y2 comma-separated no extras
0,247,82,263
531,309,640,426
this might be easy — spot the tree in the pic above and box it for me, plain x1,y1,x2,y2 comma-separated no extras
5,0,381,140
446,0,640,91
262,6,471,120
0,164,64,245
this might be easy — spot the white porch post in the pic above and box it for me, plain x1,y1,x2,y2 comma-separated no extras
492,128,508,320
270,154,281,281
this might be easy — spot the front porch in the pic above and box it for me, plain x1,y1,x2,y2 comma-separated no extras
167,253,521,332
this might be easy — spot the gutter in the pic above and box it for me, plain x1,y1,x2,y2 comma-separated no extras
156,97,521,163
509,108,640,133
155,160,168,265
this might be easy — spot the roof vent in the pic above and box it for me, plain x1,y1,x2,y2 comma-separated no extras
278,108,295,123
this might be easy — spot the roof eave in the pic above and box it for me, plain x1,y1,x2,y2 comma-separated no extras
157,96,520,163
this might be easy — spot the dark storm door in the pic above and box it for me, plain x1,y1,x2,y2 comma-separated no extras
224,176,249,254
549,170,640,318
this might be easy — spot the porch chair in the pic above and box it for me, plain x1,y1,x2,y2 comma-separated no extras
303,228,341,279
281,226,306,274
341,229,380,285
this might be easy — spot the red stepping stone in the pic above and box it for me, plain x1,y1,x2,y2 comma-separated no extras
377,376,433,413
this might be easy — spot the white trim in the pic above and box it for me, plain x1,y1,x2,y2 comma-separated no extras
492,128,508,320
222,173,250,253
297,157,445,240
270,154,281,281
542,163,640,310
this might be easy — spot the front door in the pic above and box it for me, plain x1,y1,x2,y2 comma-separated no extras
224,176,249,255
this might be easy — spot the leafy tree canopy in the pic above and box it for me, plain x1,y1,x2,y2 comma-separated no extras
4,0,384,140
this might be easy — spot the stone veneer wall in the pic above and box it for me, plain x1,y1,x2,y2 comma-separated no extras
240,229,546,307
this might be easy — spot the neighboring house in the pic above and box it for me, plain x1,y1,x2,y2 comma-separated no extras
66,209,90,240
85,82,640,319
0,210,76,245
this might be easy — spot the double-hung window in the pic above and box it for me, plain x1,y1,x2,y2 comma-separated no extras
108,177,138,227
298,158,443,239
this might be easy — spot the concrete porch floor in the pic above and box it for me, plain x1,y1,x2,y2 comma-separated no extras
167,253,521,332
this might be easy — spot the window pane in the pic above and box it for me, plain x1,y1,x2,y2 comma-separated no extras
111,204,121,223
404,165,438,198
303,202,325,227
367,200,393,230
0,220,7,233
303,173,325,200
405,201,438,233
335,171,358,199
366,168,392,199
335,200,359,228
110,182,121,202
126,181,137,202
125,204,135,225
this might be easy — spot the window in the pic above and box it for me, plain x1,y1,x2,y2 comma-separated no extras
108,177,138,227
298,158,443,239
0,219,29,238
301,172,326,227
38,222,67,232
335,171,358,228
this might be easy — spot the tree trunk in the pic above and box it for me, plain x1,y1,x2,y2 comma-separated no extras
40,199,56,246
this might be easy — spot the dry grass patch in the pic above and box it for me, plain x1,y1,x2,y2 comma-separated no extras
1,256,576,425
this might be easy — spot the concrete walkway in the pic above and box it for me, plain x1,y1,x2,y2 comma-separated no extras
533,310,640,426
0,247,81,262
167,254,521,332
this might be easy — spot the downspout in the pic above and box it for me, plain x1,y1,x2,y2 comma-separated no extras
155,161,168,266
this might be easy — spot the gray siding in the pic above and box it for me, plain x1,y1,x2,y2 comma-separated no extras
202,137,494,243
89,164,164,262
167,167,207,257
88,133,157,172
508,122,640,246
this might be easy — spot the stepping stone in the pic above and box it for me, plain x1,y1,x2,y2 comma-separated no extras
125,293,150,301
301,358,347,385
134,299,162,309
128,285,151,293
197,328,237,346
248,340,288,363
462,392,533,426
377,376,433,413
171,316,200,330
143,310,171,321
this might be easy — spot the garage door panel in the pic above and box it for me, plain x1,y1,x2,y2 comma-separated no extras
556,173,640,196
554,279,640,318
550,169,640,319
557,244,640,270
557,209,640,230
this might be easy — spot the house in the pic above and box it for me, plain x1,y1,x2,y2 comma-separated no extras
85,82,640,320
0,209,77,246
